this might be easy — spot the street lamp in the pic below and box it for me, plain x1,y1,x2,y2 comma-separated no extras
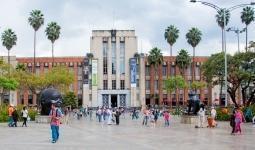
226,27,246,53
190,0,255,107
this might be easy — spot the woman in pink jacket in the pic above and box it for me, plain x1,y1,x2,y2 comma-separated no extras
234,108,245,134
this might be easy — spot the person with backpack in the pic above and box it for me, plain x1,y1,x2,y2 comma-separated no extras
21,106,28,127
12,107,19,127
49,103,63,143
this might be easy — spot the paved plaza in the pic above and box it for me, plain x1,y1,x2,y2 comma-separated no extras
0,115,255,150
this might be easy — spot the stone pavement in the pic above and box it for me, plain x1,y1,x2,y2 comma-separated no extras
0,115,255,150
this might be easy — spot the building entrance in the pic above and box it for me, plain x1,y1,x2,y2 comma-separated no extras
111,95,117,108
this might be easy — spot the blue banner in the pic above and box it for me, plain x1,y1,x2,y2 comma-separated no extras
130,58,136,87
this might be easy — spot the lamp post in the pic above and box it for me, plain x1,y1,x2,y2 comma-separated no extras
190,0,255,107
226,27,246,53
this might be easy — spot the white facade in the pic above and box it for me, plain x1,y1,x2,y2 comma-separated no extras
83,30,145,108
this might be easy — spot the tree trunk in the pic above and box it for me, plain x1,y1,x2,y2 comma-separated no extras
52,42,54,67
7,49,10,77
228,90,238,107
150,65,155,105
158,64,163,105
241,87,247,106
245,25,248,52
33,31,36,73
170,45,172,56
221,28,224,52
192,47,195,82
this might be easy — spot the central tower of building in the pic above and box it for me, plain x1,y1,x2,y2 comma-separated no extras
83,30,145,108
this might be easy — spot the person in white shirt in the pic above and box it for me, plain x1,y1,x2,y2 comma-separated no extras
198,106,206,128
211,107,216,119
21,106,29,127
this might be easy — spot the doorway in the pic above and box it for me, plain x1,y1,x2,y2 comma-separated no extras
111,95,117,108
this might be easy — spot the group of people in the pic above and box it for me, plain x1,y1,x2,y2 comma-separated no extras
96,107,122,125
142,107,171,127
7,104,29,127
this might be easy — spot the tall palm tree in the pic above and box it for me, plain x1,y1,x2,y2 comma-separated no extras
176,49,191,105
1,29,17,69
241,6,254,52
45,22,61,66
164,25,179,56
28,10,44,73
216,8,230,52
186,27,202,81
148,47,163,105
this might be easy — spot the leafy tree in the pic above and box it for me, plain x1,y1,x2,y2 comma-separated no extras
241,7,254,51
148,47,163,104
190,81,206,93
1,29,17,67
28,10,44,73
216,8,230,52
186,27,202,81
63,92,78,109
164,25,179,56
248,41,255,51
176,49,191,76
45,22,61,65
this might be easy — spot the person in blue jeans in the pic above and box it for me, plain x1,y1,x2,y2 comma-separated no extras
49,103,62,143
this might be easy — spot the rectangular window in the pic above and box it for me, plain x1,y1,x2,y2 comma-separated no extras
136,64,139,75
120,42,125,74
186,65,192,76
112,42,116,74
103,42,108,74
146,80,150,90
120,80,125,90
195,65,200,80
103,80,108,90
154,80,159,90
112,80,116,90
171,65,175,76
145,66,150,76
162,65,167,76
28,95,33,105
136,79,139,87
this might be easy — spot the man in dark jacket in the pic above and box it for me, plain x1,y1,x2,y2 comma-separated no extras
115,108,121,125
12,108,19,127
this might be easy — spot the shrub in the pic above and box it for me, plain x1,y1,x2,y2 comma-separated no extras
215,107,231,121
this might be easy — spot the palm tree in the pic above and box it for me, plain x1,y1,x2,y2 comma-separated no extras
215,8,230,52
148,47,163,105
28,10,44,73
45,22,61,66
241,6,254,52
164,25,179,56
176,49,191,105
186,27,202,81
16,63,26,71
1,29,17,69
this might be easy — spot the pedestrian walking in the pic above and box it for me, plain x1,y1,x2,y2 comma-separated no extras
142,108,149,126
12,107,18,127
49,103,63,143
8,104,14,127
21,106,28,127
163,111,170,127
115,108,121,125
63,107,70,125
230,109,236,135
89,108,93,121
234,108,245,134
198,106,205,128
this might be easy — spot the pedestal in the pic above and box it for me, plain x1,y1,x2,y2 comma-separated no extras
35,115,51,123
180,115,197,124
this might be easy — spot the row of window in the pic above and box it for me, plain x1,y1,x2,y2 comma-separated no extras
145,65,201,76
103,80,125,90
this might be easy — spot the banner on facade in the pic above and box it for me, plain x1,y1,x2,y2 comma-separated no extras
130,58,136,87
92,59,98,86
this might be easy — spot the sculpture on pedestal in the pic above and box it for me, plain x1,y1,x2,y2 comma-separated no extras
40,88,62,115
187,91,200,115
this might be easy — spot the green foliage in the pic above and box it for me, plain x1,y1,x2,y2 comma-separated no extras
148,47,163,67
190,81,206,91
0,77,18,90
176,49,191,76
28,10,44,31
1,29,17,50
165,75,187,93
164,25,179,46
63,92,78,109
45,22,61,43
186,27,202,48
215,8,230,29
215,107,231,121
241,6,254,26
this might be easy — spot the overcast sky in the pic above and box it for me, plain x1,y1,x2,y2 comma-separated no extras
0,0,254,57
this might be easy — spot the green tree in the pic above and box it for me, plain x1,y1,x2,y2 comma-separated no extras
248,41,255,51
165,75,187,93
63,92,78,109
216,8,230,51
176,49,191,77
164,25,179,56
148,47,163,105
241,6,254,52
45,22,61,65
186,27,202,81
28,10,44,73
1,29,17,67
190,81,206,94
